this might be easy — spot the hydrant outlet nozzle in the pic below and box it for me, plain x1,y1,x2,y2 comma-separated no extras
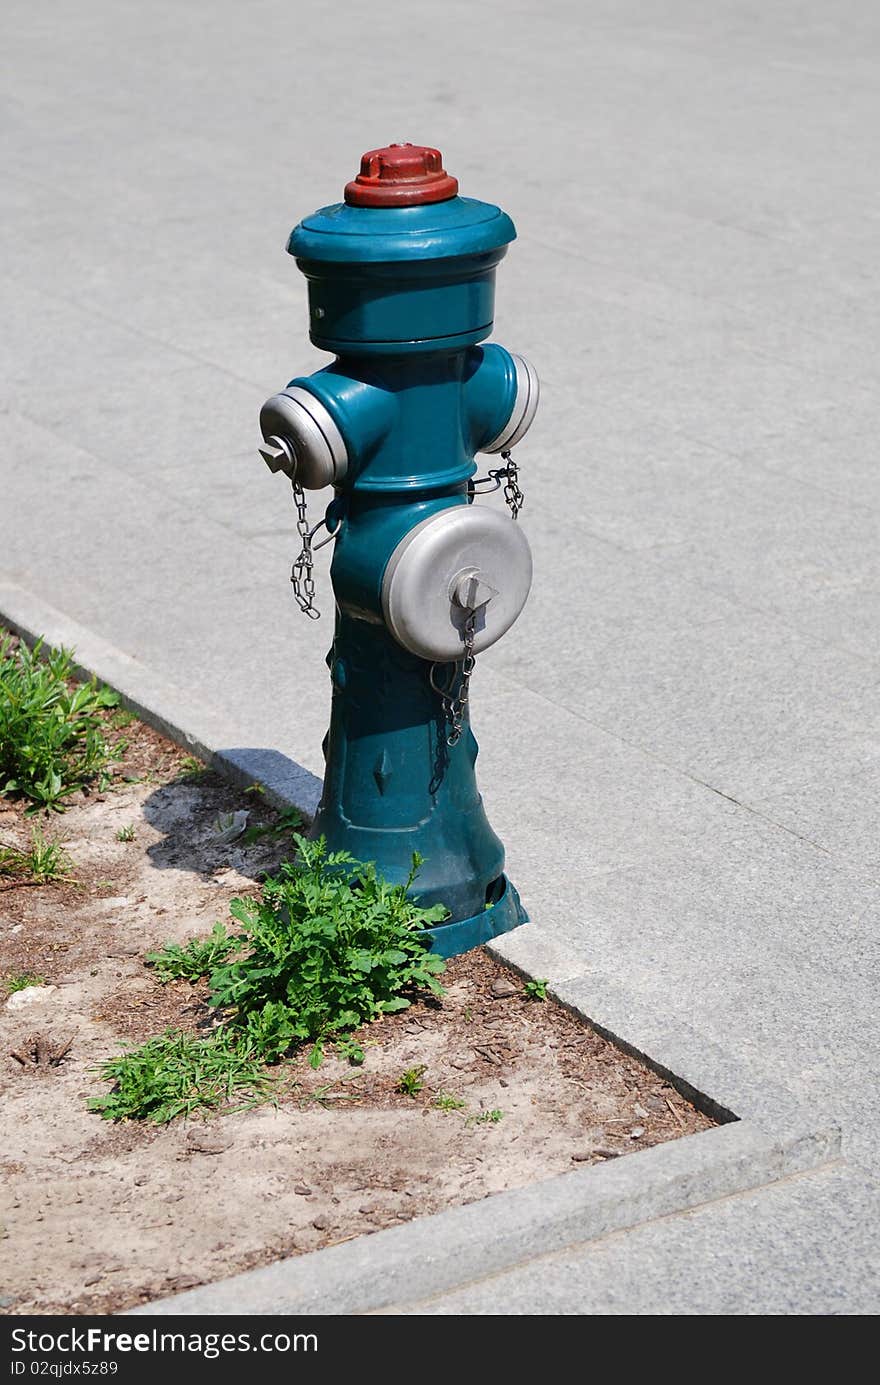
481,352,540,454
259,387,348,489
259,435,296,477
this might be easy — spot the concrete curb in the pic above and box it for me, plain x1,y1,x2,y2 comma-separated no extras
127,1119,840,1316
0,579,842,1315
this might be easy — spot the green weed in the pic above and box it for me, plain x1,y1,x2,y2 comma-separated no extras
210,836,447,1062
146,923,237,984
175,755,208,782
93,839,448,1122
472,1108,503,1125
433,1090,466,1111
396,1065,427,1097
89,1028,271,1124
0,636,124,813
524,977,549,1001
0,825,73,882
334,1036,365,1065
304,1080,361,1110
115,824,135,843
5,973,46,994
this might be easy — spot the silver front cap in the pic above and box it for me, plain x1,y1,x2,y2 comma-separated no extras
381,505,533,662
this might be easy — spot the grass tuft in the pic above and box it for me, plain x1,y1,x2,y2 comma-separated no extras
433,1089,466,1111
0,825,73,882
89,1029,271,1124
5,973,46,994
146,924,237,984
0,635,123,813
174,755,209,783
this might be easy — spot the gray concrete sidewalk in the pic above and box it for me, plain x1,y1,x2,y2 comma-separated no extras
2,0,879,1313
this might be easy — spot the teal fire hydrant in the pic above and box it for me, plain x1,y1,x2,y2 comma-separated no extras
259,144,538,957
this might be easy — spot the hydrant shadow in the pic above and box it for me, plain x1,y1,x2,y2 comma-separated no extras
140,747,321,887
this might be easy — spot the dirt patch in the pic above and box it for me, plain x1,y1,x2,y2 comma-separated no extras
0,705,715,1316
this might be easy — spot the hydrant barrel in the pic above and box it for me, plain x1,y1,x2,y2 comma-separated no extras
260,144,539,957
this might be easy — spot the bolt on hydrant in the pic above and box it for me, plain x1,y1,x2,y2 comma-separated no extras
259,144,539,957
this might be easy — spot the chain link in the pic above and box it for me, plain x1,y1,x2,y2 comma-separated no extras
289,479,320,619
439,610,477,747
471,450,525,519
498,449,524,519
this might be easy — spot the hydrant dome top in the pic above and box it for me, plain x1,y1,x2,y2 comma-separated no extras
345,143,459,207
288,195,516,266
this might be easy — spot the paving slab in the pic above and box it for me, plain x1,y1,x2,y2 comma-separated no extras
3,0,880,1314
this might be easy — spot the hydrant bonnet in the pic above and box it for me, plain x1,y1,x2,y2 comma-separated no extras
287,146,516,353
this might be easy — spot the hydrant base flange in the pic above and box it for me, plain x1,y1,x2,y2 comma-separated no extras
421,874,528,959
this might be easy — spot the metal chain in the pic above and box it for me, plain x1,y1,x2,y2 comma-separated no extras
436,451,523,739
289,480,320,619
441,610,477,747
498,449,524,520
470,450,525,519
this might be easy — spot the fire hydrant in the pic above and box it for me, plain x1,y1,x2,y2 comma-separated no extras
259,144,538,957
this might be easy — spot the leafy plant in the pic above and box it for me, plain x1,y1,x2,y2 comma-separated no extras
472,1108,503,1125
115,823,135,843
93,839,449,1122
0,636,124,813
335,1036,365,1065
0,825,73,882
146,923,237,983
433,1090,466,1111
210,836,447,1063
396,1065,427,1097
524,977,549,1002
89,1028,271,1124
5,972,46,994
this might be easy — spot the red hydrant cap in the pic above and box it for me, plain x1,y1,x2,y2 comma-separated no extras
344,144,459,207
